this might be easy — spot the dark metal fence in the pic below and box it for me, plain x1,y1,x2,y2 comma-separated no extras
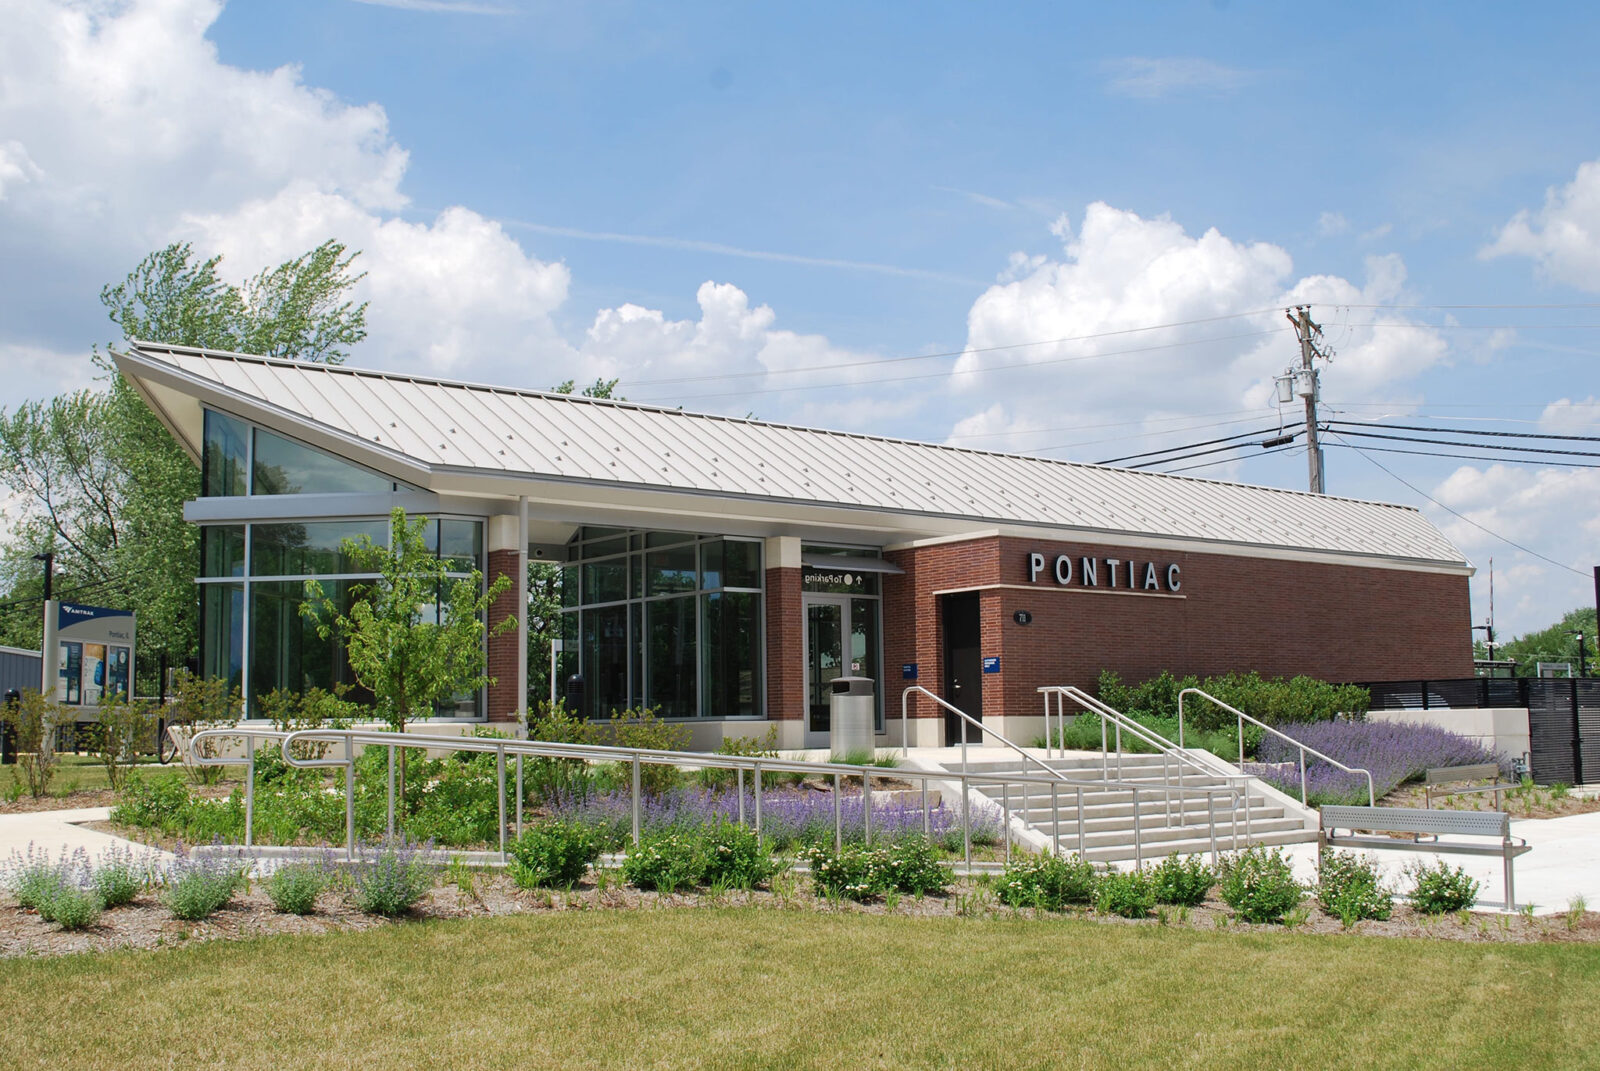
1359,677,1600,784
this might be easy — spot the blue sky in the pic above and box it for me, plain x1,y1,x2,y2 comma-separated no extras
2,0,1598,639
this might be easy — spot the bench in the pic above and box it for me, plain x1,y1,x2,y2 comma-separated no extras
1424,763,1518,810
1319,805,1531,910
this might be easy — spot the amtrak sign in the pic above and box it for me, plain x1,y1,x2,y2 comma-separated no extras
1027,552,1181,593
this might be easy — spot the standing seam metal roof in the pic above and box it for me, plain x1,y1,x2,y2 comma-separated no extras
119,343,1470,566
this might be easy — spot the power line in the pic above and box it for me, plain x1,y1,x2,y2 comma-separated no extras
1323,441,1600,470
1324,431,1591,579
1159,444,1301,475
1328,419,1600,444
1095,425,1300,466
1326,427,1600,459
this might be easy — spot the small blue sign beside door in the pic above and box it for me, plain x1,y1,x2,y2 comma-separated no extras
981,656,1000,674
901,663,918,680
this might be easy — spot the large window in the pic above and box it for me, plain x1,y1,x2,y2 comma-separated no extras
196,517,486,718
561,528,763,719
199,407,412,498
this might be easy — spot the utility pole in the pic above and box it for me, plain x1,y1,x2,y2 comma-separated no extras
1284,306,1331,494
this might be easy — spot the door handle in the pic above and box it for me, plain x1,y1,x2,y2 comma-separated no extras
952,678,962,695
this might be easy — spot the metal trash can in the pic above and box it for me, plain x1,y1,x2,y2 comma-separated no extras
829,676,875,755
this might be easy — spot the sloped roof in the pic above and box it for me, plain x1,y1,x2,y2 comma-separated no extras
114,342,1471,569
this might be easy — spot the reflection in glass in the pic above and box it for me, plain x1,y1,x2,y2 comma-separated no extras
648,596,697,718
201,583,244,694
703,592,761,716
250,520,389,577
807,602,843,734
252,428,395,495
582,604,629,718
646,544,697,596
202,410,249,497
201,526,245,578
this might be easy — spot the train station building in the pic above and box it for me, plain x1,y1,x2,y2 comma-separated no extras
114,342,1475,748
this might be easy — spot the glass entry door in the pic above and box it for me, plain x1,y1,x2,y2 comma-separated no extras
803,595,879,748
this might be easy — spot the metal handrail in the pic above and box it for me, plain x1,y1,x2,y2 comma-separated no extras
1177,687,1376,807
188,724,1244,872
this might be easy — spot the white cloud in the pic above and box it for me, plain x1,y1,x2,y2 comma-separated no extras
948,206,1451,463
0,0,568,387
1102,57,1254,99
1430,462,1600,636
1483,158,1600,290
1317,211,1349,237
1540,396,1600,433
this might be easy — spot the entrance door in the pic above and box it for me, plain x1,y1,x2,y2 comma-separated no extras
804,597,845,748
941,592,983,745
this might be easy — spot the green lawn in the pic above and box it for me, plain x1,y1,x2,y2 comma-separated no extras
1,910,1595,1069
0,755,182,799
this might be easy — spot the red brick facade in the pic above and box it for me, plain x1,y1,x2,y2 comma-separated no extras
884,534,1472,725
485,548,521,723
765,566,803,720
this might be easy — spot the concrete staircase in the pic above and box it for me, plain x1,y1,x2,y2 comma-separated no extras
943,752,1317,866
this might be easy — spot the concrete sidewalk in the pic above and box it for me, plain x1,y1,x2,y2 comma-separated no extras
0,806,175,866
1283,810,1600,915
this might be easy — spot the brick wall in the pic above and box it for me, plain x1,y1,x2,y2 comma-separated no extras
882,535,1473,724
485,547,521,723
765,566,803,720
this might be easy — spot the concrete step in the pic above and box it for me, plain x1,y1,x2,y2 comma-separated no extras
1029,816,1309,854
992,797,1284,826
970,781,1242,805
1077,827,1318,865
1028,812,1302,844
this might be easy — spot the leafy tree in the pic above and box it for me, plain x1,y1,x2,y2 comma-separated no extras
1484,607,1600,676
0,241,367,689
301,508,515,737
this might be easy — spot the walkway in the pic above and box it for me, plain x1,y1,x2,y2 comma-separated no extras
0,806,174,866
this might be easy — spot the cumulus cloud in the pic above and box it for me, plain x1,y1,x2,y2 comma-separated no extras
1429,462,1600,636
0,0,568,387
944,205,1451,467
1483,158,1600,290
1540,396,1600,433
1317,211,1349,237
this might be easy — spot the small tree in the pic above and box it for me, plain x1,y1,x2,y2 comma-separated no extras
302,508,514,738
1,689,70,798
88,694,157,794
166,668,243,785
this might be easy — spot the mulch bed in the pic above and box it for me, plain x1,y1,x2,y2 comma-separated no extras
4,868,1597,960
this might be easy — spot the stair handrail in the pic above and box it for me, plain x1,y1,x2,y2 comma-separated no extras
1038,685,1240,787
1177,687,1375,807
901,684,1075,785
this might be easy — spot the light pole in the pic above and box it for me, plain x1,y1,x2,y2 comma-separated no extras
1567,631,1588,678
32,552,53,695
31,552,53,602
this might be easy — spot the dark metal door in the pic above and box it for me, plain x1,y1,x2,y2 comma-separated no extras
941,592,983,745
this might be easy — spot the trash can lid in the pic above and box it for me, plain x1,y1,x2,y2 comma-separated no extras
830,676,875,697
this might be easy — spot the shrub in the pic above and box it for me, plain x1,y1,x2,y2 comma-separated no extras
6,844,76,910
508,820,601,889
91,851,144,909
44,885,102,930
163,854,246,921
1408,860,1479,914
802,844,890,902
0,690,70,798
698,822,775,890
878,836,954,896
350,839,434,916
1219,845,1303,924
1098,669,1369,730
265,863,328,915
1317,851,1393,923
696,728,781,790
523,702,600,802
87,695,158,794
1095,869,1156,918
1150,853,1215,906
602,709,690,796
622,832,704,893
995,852,1098,910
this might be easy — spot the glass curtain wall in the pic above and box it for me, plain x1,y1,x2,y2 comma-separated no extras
561,528,763,720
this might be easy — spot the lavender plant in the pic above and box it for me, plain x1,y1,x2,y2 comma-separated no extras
349,838,434,916
1246,721,1502,806
265,860,329,915
163,847,249,920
